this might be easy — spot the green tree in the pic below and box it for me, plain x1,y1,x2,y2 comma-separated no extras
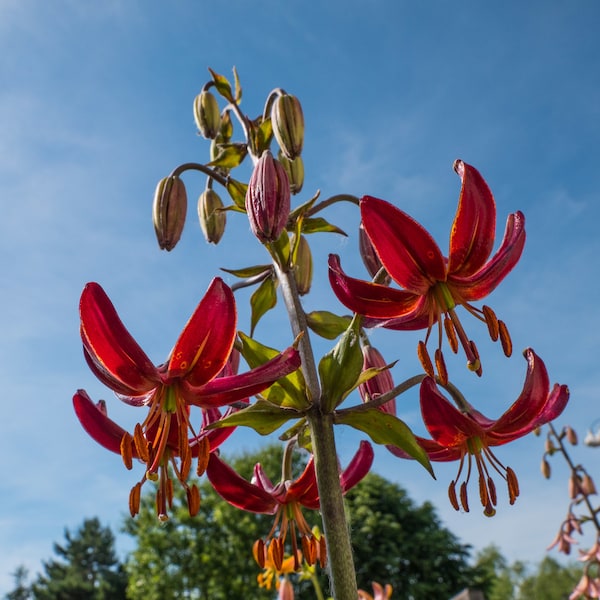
30,518,127,600
345,472,475,599
5,566,32,600
518,556,581,600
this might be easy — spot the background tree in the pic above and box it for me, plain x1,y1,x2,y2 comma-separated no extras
30,517,127,600
5,566,32,600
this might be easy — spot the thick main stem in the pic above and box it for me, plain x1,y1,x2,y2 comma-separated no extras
274,261,358,600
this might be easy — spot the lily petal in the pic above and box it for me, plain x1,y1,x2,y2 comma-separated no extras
360,196,446,294
340,440,374,493
328,254,423,319
448,160,496,276
80,283,159,395
181,346,301,408
206,453,278,514
168,278,237,386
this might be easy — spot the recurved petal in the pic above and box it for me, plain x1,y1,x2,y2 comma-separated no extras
206,453,278,514
168,278,237,386
386,436,463,462
80,283,159,394
489,349,552,439
328,254,423,319
182,346,301,408
450,211,526,301
288,458,319,509
73,390,137,457
360,196,446,293
448,161,496,276
340,440,374,493
420,377,483,445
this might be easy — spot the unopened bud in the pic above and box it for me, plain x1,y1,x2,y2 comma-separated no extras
245,150,290,243
358,345,396,415
278,577,295,600
193,90,221,139
277,151,304,195
198,189,226,244
272,93,304,160
541,458,551,479
153,176,187,251
565,426,578,445
293,235,312,295
582,473,597,495
359,223,391,283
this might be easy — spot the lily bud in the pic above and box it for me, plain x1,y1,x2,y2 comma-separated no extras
565,426,578,445
245,150,290,243
193,90,221,139
278,577,294,600
152,176,187,251
278,151,304,194
359,224,391,284
198,188,226,244
358,345,396,416
272,93,304,160
293,235,312,295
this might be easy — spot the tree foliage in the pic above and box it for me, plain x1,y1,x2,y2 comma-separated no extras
27,517,127,600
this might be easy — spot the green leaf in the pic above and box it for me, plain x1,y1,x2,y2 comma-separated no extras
306,310,352,339
221,264,272,278
238,332,309,409
206,400,300,435
226,179,248,209
208,68,234,102
278,417,308,441
301,216,347,236
233,66,242,102
250,276,278,335
335,408,433,476
318,318,363,412
208,143,248,168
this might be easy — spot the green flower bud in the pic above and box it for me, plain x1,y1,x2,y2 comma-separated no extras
293,235,312,295
272,93,304,160
152,176,187,251
245,151,290,243
198,189,226,244
193,91,221,139
278,151,304,195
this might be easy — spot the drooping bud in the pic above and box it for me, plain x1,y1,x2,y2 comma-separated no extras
198,188,226,244
358,345,396,416
541,457,552,479
293,235,312,295
272,93,304,160
359,223,391,284
245,150,290,243
152,176,187,251
278,151,304,194
193,90,221,139
565,426,578,445
278,577,295,600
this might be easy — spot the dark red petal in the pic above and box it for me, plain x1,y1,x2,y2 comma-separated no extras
253,463,277,494
361,196,446,293
328,254,423,319
206,453,278,514
450,211,526,301
168,278,237,386
448,161,496,276
340,440,374,492
420,378,483,445
361,307,433,331
530,384,570,428
288,458,319,508
73,390,138,457
182,346,301,408
489,349,551,439
386,436,463,462
80,283,159,394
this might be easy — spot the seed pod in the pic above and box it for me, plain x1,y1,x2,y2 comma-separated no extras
198,188,226,244
245,150,290,243
152,176,187,251
193,90,221,139
272,93,304,160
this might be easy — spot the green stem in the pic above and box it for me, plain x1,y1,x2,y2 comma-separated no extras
274,261,358,600
310,570,326,600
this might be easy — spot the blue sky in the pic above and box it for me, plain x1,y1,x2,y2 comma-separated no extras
2,0,600,593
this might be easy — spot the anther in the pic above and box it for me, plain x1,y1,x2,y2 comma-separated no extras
487,476,497,507
129,482,142,518
186,484,201,516
318,535,327,568
133,424,150,462
498,321,512,357
302,535,317,566
448,481,460,511
443,316,459,354
435,349,448,385
196,436,211,476
253,539,267,568
270,538,284,571
120,432,134,470
417,340,435,378
459,481,470,512
467,341,482,376
506,467,520,504
482,305,499,341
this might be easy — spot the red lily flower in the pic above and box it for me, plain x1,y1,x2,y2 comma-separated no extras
206,441,374,569
76,278,301,518
391,349,569,516
328,160,526,380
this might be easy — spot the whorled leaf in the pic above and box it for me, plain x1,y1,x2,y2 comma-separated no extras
221,264,272,279
250,276,278,335
208,143,248,169
302,216,347,236
306,310,352,340
226,179,248,210
335,407,433,476
208,68,234,103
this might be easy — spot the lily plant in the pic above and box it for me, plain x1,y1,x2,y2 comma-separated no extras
72,67,569,599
